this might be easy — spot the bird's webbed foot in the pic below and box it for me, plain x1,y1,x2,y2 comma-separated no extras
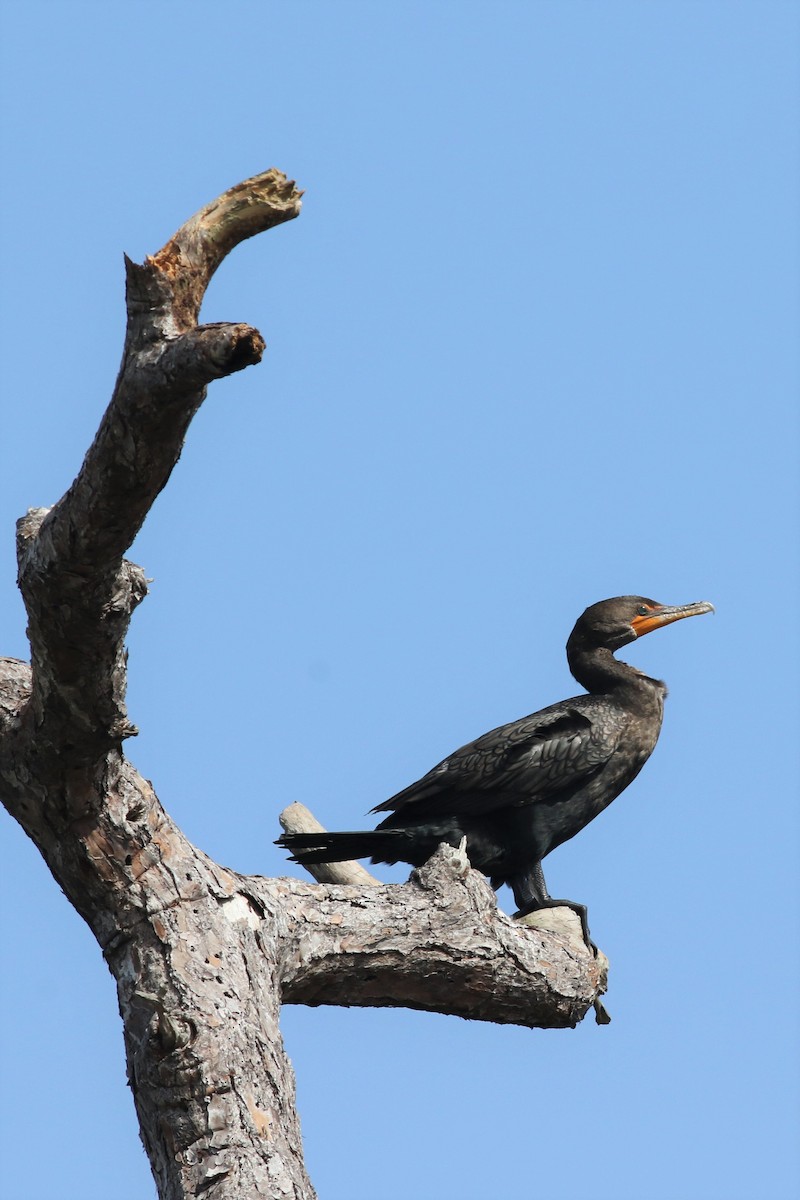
514,897,597,956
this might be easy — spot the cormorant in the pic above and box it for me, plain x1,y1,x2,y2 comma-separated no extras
277,595,713,945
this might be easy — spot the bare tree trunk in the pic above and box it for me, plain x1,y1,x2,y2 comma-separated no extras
0,171,607,1200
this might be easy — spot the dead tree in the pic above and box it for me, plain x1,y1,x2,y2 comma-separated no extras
0,171,607,1200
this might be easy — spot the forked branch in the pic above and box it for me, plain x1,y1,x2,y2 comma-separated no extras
15,170,302,764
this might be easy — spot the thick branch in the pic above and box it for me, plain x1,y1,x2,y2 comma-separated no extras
13,170,300,763
271,844,606,1029
275,801,606,1027
274,804,608,1027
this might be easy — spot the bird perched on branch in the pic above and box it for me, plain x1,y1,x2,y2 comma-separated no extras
277,595,713,948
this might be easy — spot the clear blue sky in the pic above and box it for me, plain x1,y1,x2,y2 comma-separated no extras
1,3,798,1198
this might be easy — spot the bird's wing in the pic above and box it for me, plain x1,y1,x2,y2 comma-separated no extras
372,703,621,820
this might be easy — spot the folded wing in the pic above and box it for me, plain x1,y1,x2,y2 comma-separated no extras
371,703,620,821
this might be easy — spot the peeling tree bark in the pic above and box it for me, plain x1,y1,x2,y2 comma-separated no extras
0,170,607,1200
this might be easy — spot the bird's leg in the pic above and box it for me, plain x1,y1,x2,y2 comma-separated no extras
509,860,550,907
512,863,597,955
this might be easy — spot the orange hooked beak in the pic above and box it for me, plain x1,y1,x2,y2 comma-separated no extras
630,600,715,639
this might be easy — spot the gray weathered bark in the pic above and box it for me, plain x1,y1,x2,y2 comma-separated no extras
0,170,607,1200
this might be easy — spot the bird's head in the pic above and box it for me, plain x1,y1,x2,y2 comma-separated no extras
568,595,715,654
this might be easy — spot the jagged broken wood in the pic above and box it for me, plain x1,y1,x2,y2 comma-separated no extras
0,170,608,1200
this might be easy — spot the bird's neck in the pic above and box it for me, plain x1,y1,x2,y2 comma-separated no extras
568,644,664,701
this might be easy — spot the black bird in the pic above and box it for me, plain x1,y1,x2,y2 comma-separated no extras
277,596,713,944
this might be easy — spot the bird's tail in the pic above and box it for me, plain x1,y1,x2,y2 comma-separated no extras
276,828,410,866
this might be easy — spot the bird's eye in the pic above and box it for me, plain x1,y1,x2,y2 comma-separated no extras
636,605,650,616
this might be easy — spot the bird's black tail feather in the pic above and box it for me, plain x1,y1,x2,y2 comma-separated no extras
276,829,410,866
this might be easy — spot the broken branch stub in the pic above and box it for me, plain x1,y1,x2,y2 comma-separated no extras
149,168,304,329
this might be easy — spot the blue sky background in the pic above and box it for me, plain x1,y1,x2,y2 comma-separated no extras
1,3,798,1198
